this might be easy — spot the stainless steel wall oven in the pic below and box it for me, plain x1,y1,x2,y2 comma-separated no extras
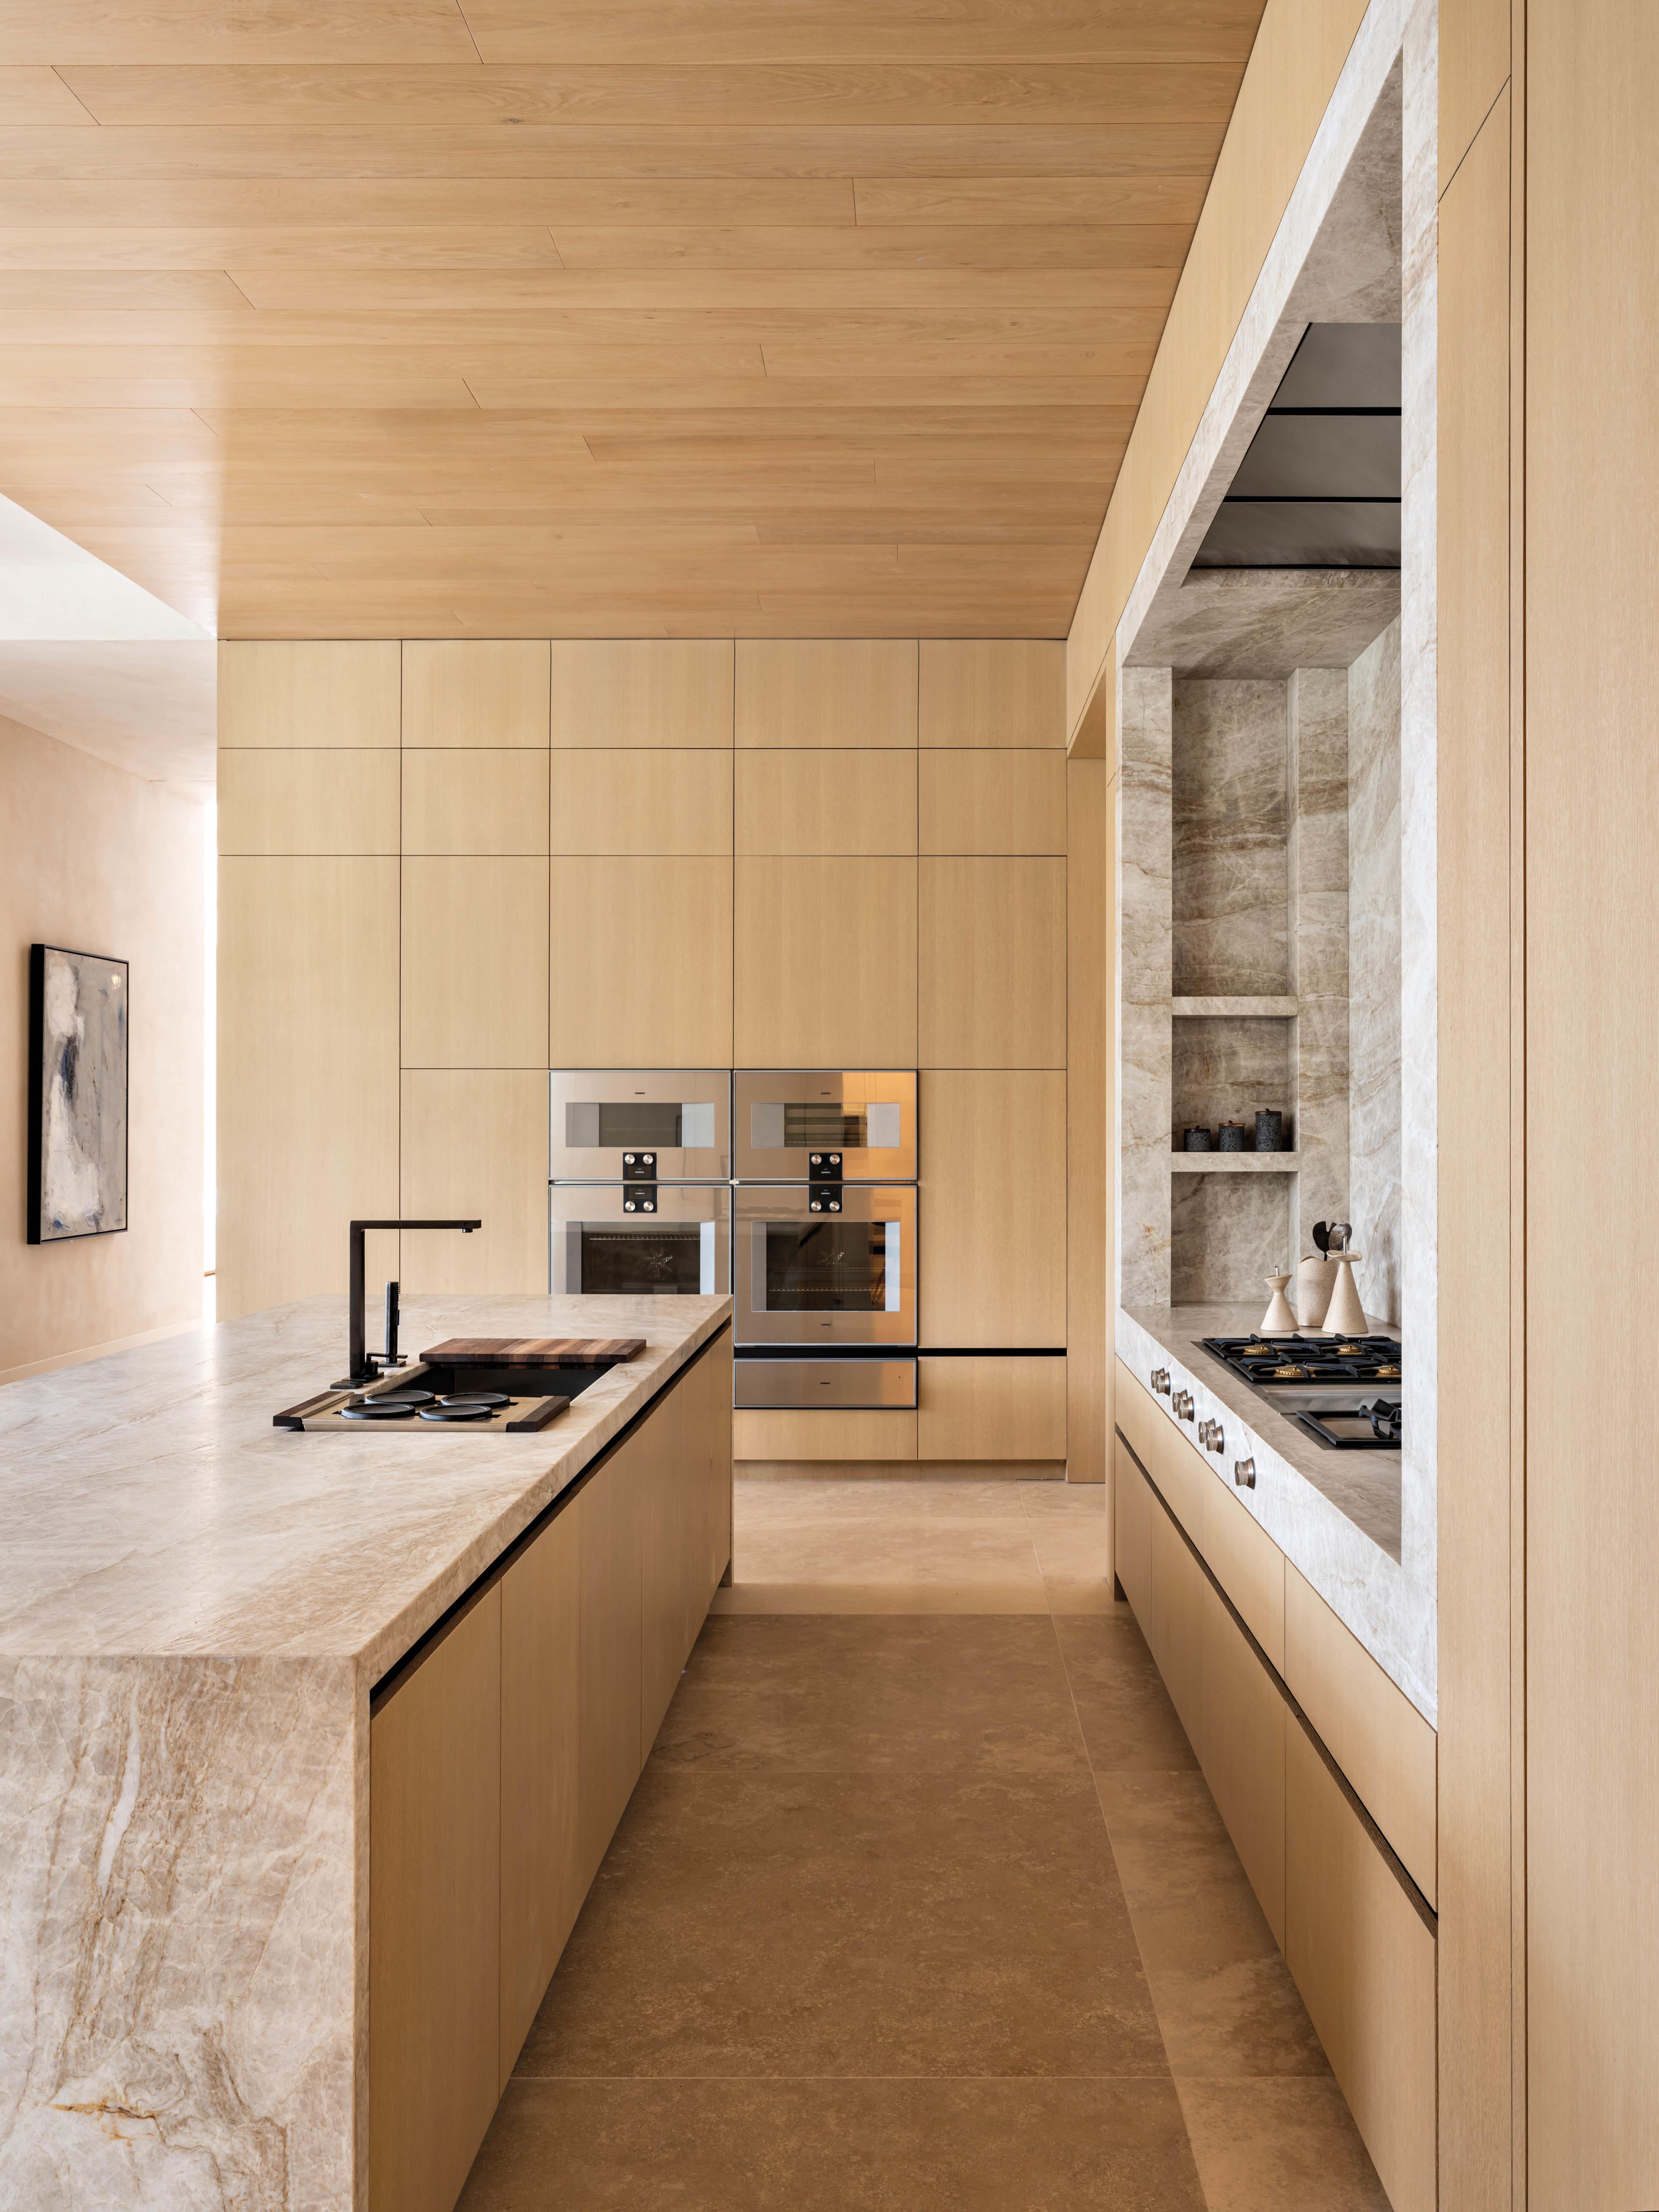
734,1182,915,1348
549,1182,731,1297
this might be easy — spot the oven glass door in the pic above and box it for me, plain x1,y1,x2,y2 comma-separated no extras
734,1185,915,1346
550,1185,731,1296
550,1069,731,1181
734,1070,916,1182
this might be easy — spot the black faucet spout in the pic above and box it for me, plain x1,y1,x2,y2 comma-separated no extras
340,1219,480,1385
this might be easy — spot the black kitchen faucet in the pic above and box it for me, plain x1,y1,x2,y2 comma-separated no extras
336,1218,480,1386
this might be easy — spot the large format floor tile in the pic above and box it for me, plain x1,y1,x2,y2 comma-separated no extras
1055,1614,1201,1773
460,2077,1207,2212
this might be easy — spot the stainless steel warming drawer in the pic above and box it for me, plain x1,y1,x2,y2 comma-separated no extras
734,1357,917,1410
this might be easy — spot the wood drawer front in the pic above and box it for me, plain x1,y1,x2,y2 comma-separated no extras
1201,1589,1287,1948
918,1356,1066,1461
1148,1504,1204,1749
734,1407,918,1462
1284,1565,1437,1906
1113,1435,1152,1623
1114,1361,1204,1550
1286,1723,1437,2212
1202,1475,1285,1674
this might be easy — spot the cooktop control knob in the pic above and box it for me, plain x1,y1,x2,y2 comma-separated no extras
1234,1457,1256,1490
1151,1368,1171,1396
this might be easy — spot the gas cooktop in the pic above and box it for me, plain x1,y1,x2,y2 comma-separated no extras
1196,1332,1402,1452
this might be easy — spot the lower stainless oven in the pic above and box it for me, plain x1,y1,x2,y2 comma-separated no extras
734,1183,916,1348
549,1183,730,1297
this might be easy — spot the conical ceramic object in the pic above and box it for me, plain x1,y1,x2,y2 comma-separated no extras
1260,1273,1297,1332
1323,1252,1368,1337
1296,1254,1338,1328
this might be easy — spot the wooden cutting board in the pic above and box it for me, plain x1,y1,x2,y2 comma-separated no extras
420,1336,646,1367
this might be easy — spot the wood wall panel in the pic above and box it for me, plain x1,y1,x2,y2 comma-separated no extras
735,640,917,749
217,747,398,854
550,749,732,854
1067,757,1108,1486
550,640,734,749
402,856,550,1068
499,1502,581,2086
917,1355,1066,1460
734,855,916,1066
399,1071,550,1294
1285,1724,1438,2212
402,749,550,855
1527,4,1659,2202
918,640,1065,748
919,750,1067,854
369,1588,502,2212
1440,0,1511,194
735,750,915,855
218,855,399,1318
402,640,550,748
1437,83,1518,2212
734,1407,917,1462
550,856,732,1065
219,639,400,749
919,856,1066,1067
919,1071,1066,1345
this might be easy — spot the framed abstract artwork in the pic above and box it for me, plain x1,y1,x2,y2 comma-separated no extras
27,943,129,1244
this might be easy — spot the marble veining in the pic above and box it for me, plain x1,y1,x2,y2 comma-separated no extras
0,1292,730,2209
1127,568,1402,680
1117,1305,1435,1724
1349,617,1404,1324
1172,679,1290,999
1117,665,1174,1309
1171,1016,1293,1148
1170,1172,1293,1303
1287,667,1351,1261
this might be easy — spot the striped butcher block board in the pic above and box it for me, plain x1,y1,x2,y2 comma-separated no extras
419,1336,646,1367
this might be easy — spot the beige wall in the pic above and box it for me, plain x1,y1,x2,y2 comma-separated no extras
1,712,204,1382
218,636,1105,1477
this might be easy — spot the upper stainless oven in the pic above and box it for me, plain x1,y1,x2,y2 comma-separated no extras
733,1070,916,1183
550,1183,730,1297
550,1069,731,1182
734,1183,915,1347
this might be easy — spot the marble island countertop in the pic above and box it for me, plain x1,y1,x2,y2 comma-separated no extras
1118,1302,1434,1724
0,1290,731,1678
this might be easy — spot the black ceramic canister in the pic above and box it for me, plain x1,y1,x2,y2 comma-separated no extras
1182,1126,1213,1152
1255,1109,1284,1153
1218,1122,1248,1152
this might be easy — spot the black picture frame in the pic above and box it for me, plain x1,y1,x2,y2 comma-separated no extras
27,942,130,1245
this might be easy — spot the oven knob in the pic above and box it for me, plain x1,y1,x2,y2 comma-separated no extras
625,1154,635,1165
830,1153,841,1165
810,1201,822,1212
1151,1368,1170,1396
1172,1389,1195,1421
812,1154,822,1166
828,1200,841,1211
1234,1457,1256,1489
624,1200,636,1212
642,1200,655,1212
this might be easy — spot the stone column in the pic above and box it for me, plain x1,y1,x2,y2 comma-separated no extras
1117,663,1173,1308
1286,666,1351,1272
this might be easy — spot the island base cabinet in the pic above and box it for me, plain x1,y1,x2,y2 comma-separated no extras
369,1587,503,2212
1285,1725,1438,2212
577,1424,647,1897
1200,1590,1286,1951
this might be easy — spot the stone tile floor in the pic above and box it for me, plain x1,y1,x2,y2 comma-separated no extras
457,1478,1390,2211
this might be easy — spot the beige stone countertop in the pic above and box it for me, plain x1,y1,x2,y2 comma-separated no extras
1118,1302,1433,1723
0,1290,731,1680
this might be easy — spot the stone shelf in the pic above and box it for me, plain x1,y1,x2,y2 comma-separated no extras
1171,996,1300,1018
1169,1151,1300,1172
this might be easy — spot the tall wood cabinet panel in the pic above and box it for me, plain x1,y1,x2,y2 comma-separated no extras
399,1071,549,1294
575,1449,644,1893
1528,9,1659,2199
1440,0,1511,193
919,1071,1066,1345
219,639,400,750
217,749,398,855
1067,756,1109,1487
499,1503,581,2088
735,639,917,749
1200,1587,1287,1948
918,640,1065,749
402,641,551,749
918,857,1066,1068
918,751,1067,854
550,750,732,855
917,1356,1066,1460
734,856,916,1067
401,751,550,856
369,1587,502,2212
550,639,734,748
550,857,733,1067
1437,75,1519,2212
735,750,916,856
1285,1723,1437,2212
402,857,550,1069
218,855,399,1318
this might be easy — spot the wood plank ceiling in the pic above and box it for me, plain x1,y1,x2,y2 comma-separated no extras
0,1,1266,639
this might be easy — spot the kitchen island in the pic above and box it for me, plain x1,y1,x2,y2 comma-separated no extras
0,1291,732,2212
